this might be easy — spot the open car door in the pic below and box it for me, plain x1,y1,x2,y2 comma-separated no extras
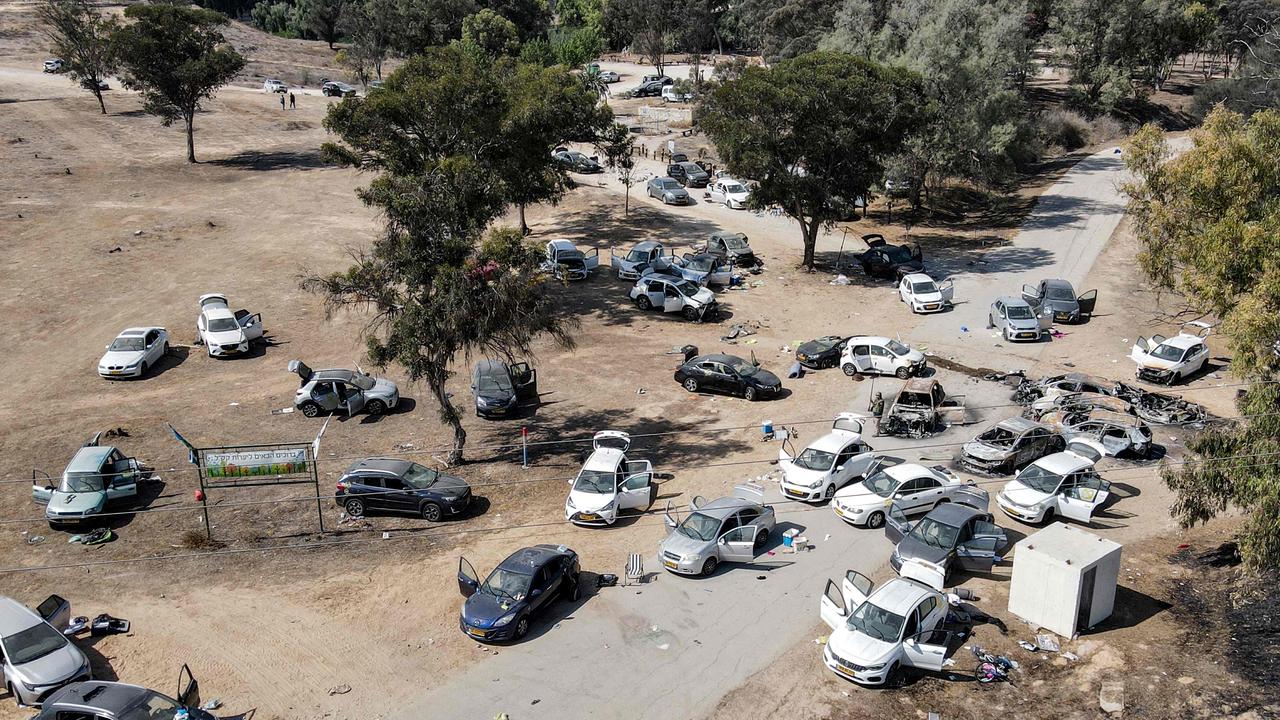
832,412,865,435
31,469,54,504
457,557,480,597
236,310,264,342
1059,473,1111,523
732,483,765,504
950,485,991,511
956,535,1001,572
177,665,200,710
820,579,849,630
1077,289,1097,316
717,525,758,563
708,260,733,286
1038,306,1055,330
1021,283,1040,306
619,461,654,509
36,594,71,630
663,500,678,529
843,569,873,607
939,279,955,305
884,502,914,544
584,248,600,272
592,430,631,452
511,362,538,402
901,629,950,671
900,557,947,589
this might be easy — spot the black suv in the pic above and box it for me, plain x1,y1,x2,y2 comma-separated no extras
855,234,923,280
336,458,472,521
667,161,709,188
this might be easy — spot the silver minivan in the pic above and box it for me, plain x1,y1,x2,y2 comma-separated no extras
1,595,90,707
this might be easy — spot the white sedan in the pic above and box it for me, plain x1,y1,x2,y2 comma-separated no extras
897,273,953,314
98,327,169,378
708,178,752,209
565,431,654,526
831,463,970,528
598,70,620,83
1130,321,1211,385
996,443,1110,525
820,571,953,686
196,293,264,358
779,413,877,502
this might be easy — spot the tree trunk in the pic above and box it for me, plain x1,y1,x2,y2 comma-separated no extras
185,114,196,163
624,183,630,216
518,203,529,234
426,369,467,466
800,215,818,270
95,87,106,114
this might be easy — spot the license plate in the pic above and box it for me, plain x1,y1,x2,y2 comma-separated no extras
784,488,804,497
834,664,856,678
579,513,597,521
925,304,938,310
465,626,486,638
663,559,678,569
833,506,845,517
108,370,124,375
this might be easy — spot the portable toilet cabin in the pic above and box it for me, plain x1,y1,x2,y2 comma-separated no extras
1007,523,1122,638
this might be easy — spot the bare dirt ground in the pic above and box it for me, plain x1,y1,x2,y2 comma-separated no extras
0,11,1262,720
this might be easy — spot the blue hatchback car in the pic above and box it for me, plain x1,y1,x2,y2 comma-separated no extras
457,545,581,642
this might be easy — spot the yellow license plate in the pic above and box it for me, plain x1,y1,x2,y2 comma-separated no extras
925,304,938,310
579,513,597,521
109,370,124,375
466,627,486,637
663,559,678,569
835,664,856,678
785,488,804,497
833,506,845,517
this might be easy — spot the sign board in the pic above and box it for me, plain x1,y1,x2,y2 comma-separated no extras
667,139,675,153
204,447,308,478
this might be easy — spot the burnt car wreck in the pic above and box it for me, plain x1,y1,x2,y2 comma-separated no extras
877,378,969,438
1011,373,1207,428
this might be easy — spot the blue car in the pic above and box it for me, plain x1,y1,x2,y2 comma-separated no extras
457,545,581,642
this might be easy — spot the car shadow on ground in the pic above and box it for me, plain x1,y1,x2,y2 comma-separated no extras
75,635,120,682
136,345,189,379
354,397,416,424
520,571,604,642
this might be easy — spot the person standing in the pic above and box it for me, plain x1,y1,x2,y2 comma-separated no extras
279,93,285,111
289,92,296,109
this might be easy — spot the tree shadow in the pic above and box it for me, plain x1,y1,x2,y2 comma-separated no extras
209,150,328,172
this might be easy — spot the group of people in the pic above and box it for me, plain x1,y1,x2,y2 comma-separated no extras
279,92,297,110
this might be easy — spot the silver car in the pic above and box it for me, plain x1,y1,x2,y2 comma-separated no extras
1,595,90,707
659,484,776,576
289,360,400,418
32,436,141,529
647,176,691,205
988,296,1050,342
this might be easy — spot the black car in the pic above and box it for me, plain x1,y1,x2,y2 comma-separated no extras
336,458,471,521
321,81,357,97
795,335,849,369
553,150,603,174
704,231,759,269
633,80,666,97
668,161,709,188
856,234,923,280
472,359,538,418
458,544,581,642
675,353,782,401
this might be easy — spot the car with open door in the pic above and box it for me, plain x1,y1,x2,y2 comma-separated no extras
1130,321,1212,385
629,272,719,321
542,239,600,281
33,434,141,529
195,293,264,357
897,273,953,314
34,666,208,720
856,234,923,281
457,544,581,642
839,336,926,378
996,443,1110,525
471,359,537,418
674,353,782,400
819,572,956,686
97,327,169,378
778,413,877,502
658,483,776,576
707,177,751,209
1022,278,1096,324
667,161,709,188
1039,408,1153,458
795,335,849,370
988,296,1051,342
668,252,733,286
564,431,654,526
289,360,400,418
703,231,759,269
611,240,673,280
0,595,90,707
960,416,1064,474
831,463,971,528
885,493,1005,590
335,457,470,521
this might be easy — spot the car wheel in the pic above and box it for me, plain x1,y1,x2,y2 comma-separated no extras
567,574,581,601
824,484,835,500
895,366,911,379
744,386,757,402
987,314,995,329
514,616,529,639
884,662,903,688
682,306,698,320
344,498,365,517
701,557,718,576
420,503,442,521
866,511,885,529
683,378,699,393
1041,507,1055,524
842,363,857,377
366,399,387,415
300,402,321,418
754,528,769,550
636,295,652,310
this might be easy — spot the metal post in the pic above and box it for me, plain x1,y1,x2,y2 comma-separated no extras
196,458,212,542
312,449,325,534
522,427,529,469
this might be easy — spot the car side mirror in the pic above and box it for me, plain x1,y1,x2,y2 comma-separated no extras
530,588,543,598
718,537,729,545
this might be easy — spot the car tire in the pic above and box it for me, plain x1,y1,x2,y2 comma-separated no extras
420,503,442,521
567,574,581,601
744,386,757,401
987,314,995,329
895,366,911,379
682,306,698,321
514,616,529,639
344,498,365,517
300,402,321,418
366,399,387,415
842,363,857,377
866,511,885,529
683,378,699,393
824,484,835,500
884,662,903,688
636,296,652,310
701,557,718,576
754,528,769,550
1041,507,1055,524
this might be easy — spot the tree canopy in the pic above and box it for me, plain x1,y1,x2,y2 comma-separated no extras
38,0,119,115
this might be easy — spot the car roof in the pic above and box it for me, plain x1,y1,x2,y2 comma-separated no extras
44,681,153,713
1034,450,1093,474
652,176,678,183
901,377,938,393
344,457,412,476
1043,278,1073,289
547,239,577,250
695,496,756,519
995,416,1040,433
584,446,625,471
1081,409,1139,426
996,296,1032,308
1050,372,1115,387
0,597,43,635
1162,334,1204,349
475,359,509,376
922,502,984,526
846,335,891,345
117,327,157,336
692,353,745,365
633,240,663,251
868,577,937,613
808,429,862,452
314,369,357,382
677,161,703,170
883,463,935,481
902,273,933,283
498,544,569,573
67,445,115,472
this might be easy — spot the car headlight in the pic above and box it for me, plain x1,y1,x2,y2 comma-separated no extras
492,611,517,627
807,479,824,489
863,663,886,671
442,496,458,502
851,506,865,514
476,397,490,407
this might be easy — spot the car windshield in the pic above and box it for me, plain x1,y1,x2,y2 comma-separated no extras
978,426,1016,446
685,256,714,271
402,463,440,489
1150,343,1185,361
207,317,238,332
659,179,681,190
883,245,913,263
350,373,376,390
793,448,835,471
886,340,911,356
1006,305,1035,320
723,235,749,250
1016,464,1064,494
727,358,757,377
573,469,615,494
480,568,532,601
896,391,931,407
907,517,960,549
118,694,183,720
673,279,701,296
568,153,585,161
810,337,840,351
724,183,747,194
3,622,68,665
911,281,937,294
1046,287,1075,301
59,472,103,493
864,471,899,498
109,336,144,352
846,600,906,642
676,512,720,541
477,368,512,393
625,248,650,262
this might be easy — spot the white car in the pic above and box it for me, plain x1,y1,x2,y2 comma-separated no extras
996,443,1110,525
820,571,953,686
565,431,654,526
43,58,65,73
839,336,927,378
661,85,693,102
897,273,953,314
610,241,672,280
1130,321,1211,385
97,327,169,378
263,79,287,93
707,177,751,209
831,463,972,528
628,272,719,320
195,293,264,358
598,70,620,82
779,413,877,502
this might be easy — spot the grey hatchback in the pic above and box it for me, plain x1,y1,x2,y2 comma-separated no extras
659,484,776,576
988,296,1050,342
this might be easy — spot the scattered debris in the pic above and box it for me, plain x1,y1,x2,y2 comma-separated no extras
1099,681,1125,714
830,274,851,285
328,684,352,696
202,699,222,711
1036,633,1060,652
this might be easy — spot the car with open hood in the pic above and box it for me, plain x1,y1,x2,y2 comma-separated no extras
778,413,877,502
886,493,1005,590
32,435,140,530
674,353,782,401
35,667,208,720
960,417,1063,474
708,177,751,209
565,431,653,526
667,252,733,286
996,443,1110,525
704,232,759,269
856,234,923,281
819,572,957,686
335,457,471,521
795,335,850,370
97,327,168,379
988,296,1051,342
471,359,537,418
195,293,263,358
647,176,691,204
839,336,926,378
289,360,399,418
897,273,953,314
610,240,672,280
1130,321,1212,385
542,239,600,280
629,272,719,321
1040,408,1153,458
1,595,90,707
1022,278,1096,324
659,483,776,576
831,463,972,528
457,545,580,642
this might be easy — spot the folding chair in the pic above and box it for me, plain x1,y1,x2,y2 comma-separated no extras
624,553,644,586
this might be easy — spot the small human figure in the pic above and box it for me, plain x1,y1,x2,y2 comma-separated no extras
279,94,285,111
869,391,885,416
289,92,296,109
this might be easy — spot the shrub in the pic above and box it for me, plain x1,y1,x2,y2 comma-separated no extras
1038,109,1090,151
